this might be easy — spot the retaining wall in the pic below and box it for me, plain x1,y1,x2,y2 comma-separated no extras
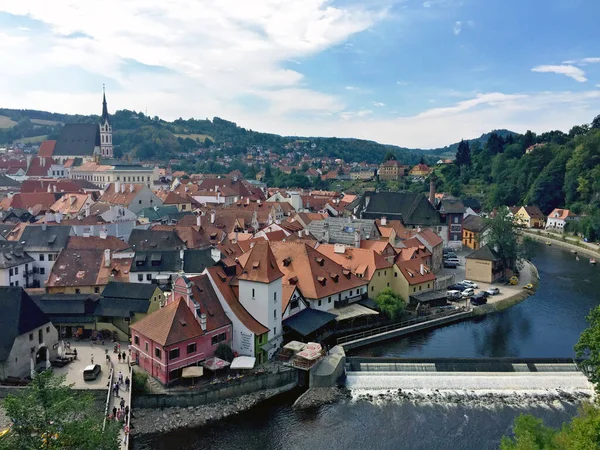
133,370,298,409
523,231,600,258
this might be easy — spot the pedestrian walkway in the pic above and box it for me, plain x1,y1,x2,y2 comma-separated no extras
105,347,133,449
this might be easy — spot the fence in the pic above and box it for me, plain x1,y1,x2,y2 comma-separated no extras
337,309,467,345
133,369,298,409
101,365,114,433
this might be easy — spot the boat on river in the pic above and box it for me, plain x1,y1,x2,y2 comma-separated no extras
590,259,597,265
570,249,577,254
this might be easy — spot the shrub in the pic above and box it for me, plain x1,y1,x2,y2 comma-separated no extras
132,371,149,394
215,343,234,362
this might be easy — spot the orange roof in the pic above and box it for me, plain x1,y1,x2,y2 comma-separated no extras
548,208,576,220
282,284,298,313
9,192,58,212
38,140,56,157
49,193,91,216
150,225,211,249
156,191,190,205
99,183,145,206
416,229,443,247
395,259,435,285
26,156,56,177
206,266,268,335
315,244,392,281
264,230,287,242
130,298,204,346
360,240,395,254
269,242,367,300
238,241,284,284
67,236,130,251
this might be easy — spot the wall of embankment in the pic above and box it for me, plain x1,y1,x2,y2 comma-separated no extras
523,231,600,258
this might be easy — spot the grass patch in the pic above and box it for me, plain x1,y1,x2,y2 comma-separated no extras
173,133,213,142
31,118,61,126
14,135,47,144
0,116,17,129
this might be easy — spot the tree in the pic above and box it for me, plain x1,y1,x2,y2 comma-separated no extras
575,305,600,389
500,414,556,450
215,343,234,362
0,371,120,450
455,139,471,166
374,288,406,321
383,151,397,162
485,207,534,271
592,114,600,130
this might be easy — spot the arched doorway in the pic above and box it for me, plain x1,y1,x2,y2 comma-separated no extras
36,347,48,365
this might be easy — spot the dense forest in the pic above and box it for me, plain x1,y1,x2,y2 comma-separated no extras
437,114,600,239
1,107,478,164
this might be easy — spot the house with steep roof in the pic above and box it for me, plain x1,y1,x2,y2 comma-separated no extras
415,229,444,273
98,182,163,214
315,244,393,298
48,193,95,219
393,259,436,301
0,242,35,288
437,198,466,249
514,206,545,229
128,229,186,251
409,163,432,177
378,159,408,181
0,287,58,379
155,191,192,212
462,215,489,250
307,217,381,246
130,274,232,385
129,248,220,284
546,208,578,232
465,244,505,283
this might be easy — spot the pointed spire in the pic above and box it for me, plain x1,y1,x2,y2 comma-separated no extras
101,84,110,125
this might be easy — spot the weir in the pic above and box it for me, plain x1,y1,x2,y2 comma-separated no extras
345,358,595,393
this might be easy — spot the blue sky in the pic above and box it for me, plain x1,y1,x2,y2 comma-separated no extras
1,0,599,148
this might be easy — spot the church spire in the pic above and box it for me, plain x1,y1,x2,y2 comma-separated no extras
101,84,110,125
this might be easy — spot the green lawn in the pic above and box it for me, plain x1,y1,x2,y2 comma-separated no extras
31,118,61,126
14,135,47,144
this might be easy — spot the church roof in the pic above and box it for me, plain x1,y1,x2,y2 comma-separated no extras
54,124,100,157
102,92,110,125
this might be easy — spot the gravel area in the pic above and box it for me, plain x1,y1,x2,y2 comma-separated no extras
293,387,349,409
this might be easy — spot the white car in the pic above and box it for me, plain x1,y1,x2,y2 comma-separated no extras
487,287,500,295
446,290,462,300
461,288,475,298
462,280,478,289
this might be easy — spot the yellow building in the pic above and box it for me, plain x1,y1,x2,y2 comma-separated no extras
462,215,488,250
465,245,505,283
514,206,545,229
379,160,408,181
314,244,393,298
392,259,436,301
409,164,433,177
156,191,193,212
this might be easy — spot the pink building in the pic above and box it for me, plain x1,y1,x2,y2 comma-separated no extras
130,275,232,385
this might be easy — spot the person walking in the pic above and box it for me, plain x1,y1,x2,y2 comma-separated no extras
118,371,123,385
118,353,121,363
125,405,130,425
120,398,125,410
122,351,126,363
125,376,130,391
112,406,117,419
91,354,94,364
114,382,120,398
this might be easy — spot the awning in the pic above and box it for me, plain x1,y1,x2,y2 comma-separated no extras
182,366,204,378
283,308,337,336
283,341,306,352
328,303,379,321
230,356,256,370
261,342,276,352
203,357,230,371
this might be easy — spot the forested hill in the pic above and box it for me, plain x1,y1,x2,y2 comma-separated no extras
0,107,512,164
437,115,600,239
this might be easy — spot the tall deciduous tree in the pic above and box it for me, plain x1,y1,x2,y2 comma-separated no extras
575,305,600,389
485,207,535,270
0,371,120,450
383,151,397,162
374,288,406,321
455,139,471,166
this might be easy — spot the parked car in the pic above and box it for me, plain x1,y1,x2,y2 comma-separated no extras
461,288,475,298
83,364,101,381
524,283,534,290
471,295,488,306
444,257,460,265
444,260,459,268
462,280,479,289
487,287,500,296
478,290,490,298
509,276,519,285
447,290,462,301
448,283,466,292
444,252,457,259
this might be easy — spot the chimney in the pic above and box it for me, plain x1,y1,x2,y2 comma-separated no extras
180,249,185,272
217,191,221,202
234,230,238,243
44,211,52,223
85,203,90,217
99,227,108,239
129,184,134,193
104,249,111,268
429,178,435,205
210,210,216,224
246,197,250,205
121,184,125,193
52,185,57,193
42,223,47,231
200,313,207,331
211,247,221,262
381,216,387,226
420,263,424,275
196,215,201,227
354,230,361,248
47,185,51,193
115,181,120,193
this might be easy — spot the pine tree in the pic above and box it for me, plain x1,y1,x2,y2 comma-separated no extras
455,139,471,166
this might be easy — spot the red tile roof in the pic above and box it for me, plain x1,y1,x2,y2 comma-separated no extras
238,241,284,284
67,236,130,251
26,156,56,177
37,140,56,157
315,244,392,281
396,259,435,285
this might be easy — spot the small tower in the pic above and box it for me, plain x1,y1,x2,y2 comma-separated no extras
100,85,113,158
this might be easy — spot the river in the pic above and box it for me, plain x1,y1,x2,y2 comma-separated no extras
137,243,600,450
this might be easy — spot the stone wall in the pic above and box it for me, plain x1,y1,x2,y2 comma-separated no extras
133,369,297,409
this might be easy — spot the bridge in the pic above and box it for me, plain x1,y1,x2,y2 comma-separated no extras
344,357,595,393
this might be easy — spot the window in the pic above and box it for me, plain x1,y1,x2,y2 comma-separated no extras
211,332,227,345
134,336,140,345
48,254,54,262
14,266,18,275
413,287,416,292
39,254,45,261
187,343,196,354
318,299,322,306
155,348,162,360
29,333,33,341
38,329,43,344
40,268,45,275
328,297,331,303
145,342,149,352
274,326,277,335
15,281,18,286
394,272,398,277
75,289,80,294
349,290,352,296
139,200,142,204
384,271,387,276
371,286,374,291
387,282,390,287
9,268,12,276
419,285,422,291
454,216,459,223
427,284,430,289
146,274,152,281
378,272,380,277
273,292,277,302
46,326,50,333
138,274,143,281
273,309,277,319
181,205,186,210
291,299,299,310
94,287,100,293
252,289,255,298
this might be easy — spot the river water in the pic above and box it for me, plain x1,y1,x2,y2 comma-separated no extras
139,243,600,450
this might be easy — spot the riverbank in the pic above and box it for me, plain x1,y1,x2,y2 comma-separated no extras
522,230,600,259
293,387,350,409
0,402,8,431
131,382,297,437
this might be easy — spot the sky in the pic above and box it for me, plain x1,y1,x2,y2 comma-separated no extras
1,0,600,148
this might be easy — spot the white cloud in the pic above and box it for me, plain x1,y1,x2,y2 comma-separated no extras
423,1,432,7
372,101,385,107
562,57,600,65
453,21,462,35
340,109,373,120
345,86,358,90
396,81,408,86
531,65,587,83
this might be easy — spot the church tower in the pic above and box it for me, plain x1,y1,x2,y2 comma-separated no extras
100,86,113,158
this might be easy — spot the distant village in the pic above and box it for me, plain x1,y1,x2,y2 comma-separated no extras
0,94,572,387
